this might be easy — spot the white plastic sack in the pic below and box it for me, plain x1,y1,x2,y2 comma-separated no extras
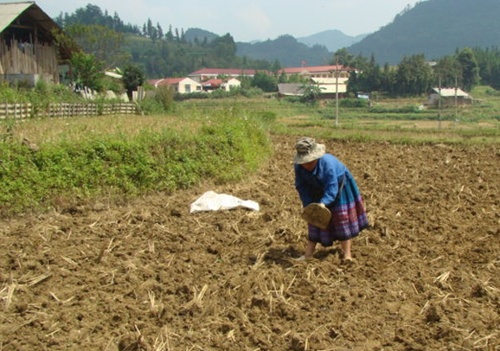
190,191,260,213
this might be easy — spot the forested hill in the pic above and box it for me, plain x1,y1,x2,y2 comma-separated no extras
348,0,500,65
236,35,333,67
55,5,282,79
56,4,337,79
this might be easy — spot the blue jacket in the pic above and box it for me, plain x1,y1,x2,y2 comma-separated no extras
294,154,348,207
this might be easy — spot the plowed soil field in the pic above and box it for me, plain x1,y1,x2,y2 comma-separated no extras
1,135,499,351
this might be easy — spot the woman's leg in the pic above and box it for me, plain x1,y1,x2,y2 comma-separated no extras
340,239,352,260
304,240,317,259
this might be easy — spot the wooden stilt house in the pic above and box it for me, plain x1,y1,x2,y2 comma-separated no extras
0,1,76,86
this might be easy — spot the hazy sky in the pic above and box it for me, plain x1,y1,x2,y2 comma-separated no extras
15,0,421,42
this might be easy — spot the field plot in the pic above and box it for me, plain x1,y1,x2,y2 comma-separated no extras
1,135,499,351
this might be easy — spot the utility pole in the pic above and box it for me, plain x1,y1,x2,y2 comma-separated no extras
438,76,442,130
335,56,339,127
454,76,458,120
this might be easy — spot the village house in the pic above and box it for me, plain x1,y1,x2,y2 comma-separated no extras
277,71,350,99
276,65,352,99
311,77,348,96
188,68,258,82
201,77,241,92
147,77,202,94
428,87,473,107
0,1,76,86
278,65,353,80
277,83,305,97
188,65,353,98
277,78,348,99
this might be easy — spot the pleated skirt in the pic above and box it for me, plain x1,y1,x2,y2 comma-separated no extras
308,172,369,246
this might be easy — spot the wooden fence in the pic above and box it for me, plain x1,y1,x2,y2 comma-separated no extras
0,102,138,119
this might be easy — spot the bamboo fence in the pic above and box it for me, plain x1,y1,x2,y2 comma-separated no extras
0,103,31,119
0,102,138,119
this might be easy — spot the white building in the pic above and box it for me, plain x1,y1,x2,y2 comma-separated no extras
147,77,202,94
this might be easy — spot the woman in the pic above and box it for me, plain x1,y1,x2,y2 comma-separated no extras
294,137,368,261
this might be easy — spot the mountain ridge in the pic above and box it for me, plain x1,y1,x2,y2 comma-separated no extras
297,29,367,52
186,0,500,66
347,0,500,64
184,28,365,67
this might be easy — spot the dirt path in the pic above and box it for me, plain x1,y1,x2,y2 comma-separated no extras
1,135,499,351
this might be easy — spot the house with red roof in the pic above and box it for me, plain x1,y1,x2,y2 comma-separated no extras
188,68,260,82
156,65,355,97
147,77,202,94
279,65,353,80
201,78,241,92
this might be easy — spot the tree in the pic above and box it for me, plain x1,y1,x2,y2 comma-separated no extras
473,46,500,90
333,48,354,67
251,71,277,92
271,60,282,75
300,84,323,104
351,53,369,71
351,55,383,93
278,70,287,84
56,4,141,35
381,63,397,95
65,24,129,69
394,54,432,95
238,75,252,89
70,52,104,91
156,23,163,40
434,55,461,87
287,74,308,84
73,4,104,26
122,64,145,101
166,25,174,41
361,55,383,92
456,47,480,91
210,34,236,59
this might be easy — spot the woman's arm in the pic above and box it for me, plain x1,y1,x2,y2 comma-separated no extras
317,159,341,206
295,166,313,206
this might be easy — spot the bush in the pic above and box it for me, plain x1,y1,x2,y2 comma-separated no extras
0,80,84,105
232,87,263,98
257,111,277,123
0,111,273,215
0,81,29,103
137,99,165,115
175,92,209,101
339,98,370,108
155,86,175,111
284,96,303,104
173,87,264,101
370,105,421,113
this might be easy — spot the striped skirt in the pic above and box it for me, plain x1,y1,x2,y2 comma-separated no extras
308,172,369,247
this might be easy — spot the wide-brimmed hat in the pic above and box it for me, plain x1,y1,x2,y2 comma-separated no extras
293,137,326,164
